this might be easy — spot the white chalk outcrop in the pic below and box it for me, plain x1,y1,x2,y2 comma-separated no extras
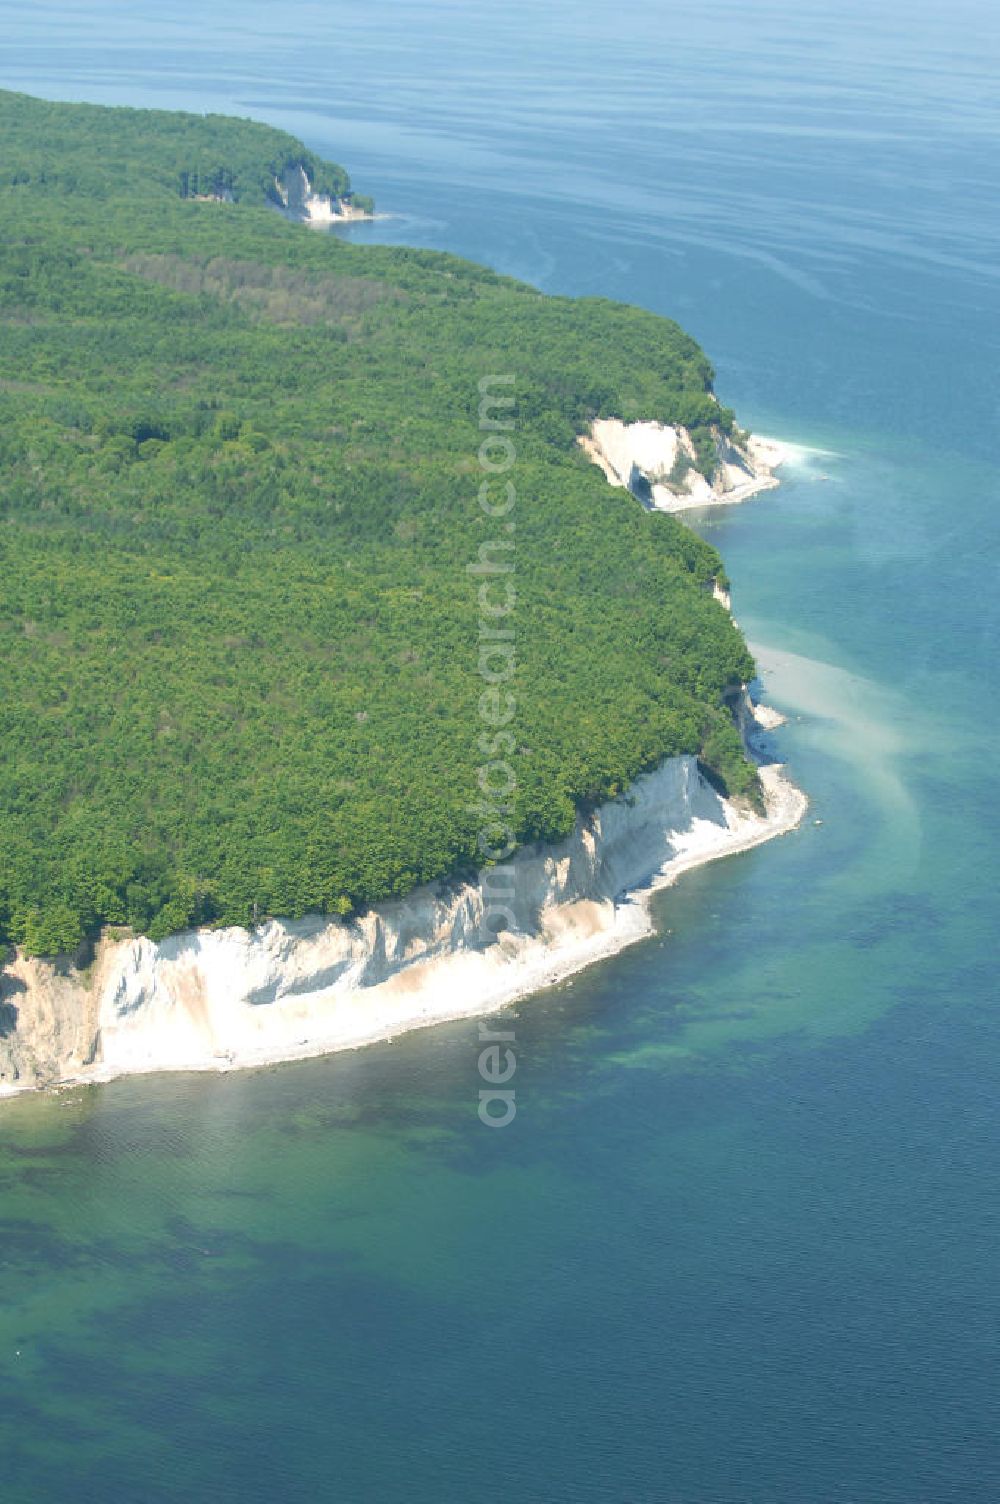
0,745,805,1097
580,418,786,513
272,165,371,224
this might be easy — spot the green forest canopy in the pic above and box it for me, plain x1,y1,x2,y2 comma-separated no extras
0,88,370,209
0,89,757,957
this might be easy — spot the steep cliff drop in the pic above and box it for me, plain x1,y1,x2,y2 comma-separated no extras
580,418,787,513
0,748,804,1096
272,164,372,224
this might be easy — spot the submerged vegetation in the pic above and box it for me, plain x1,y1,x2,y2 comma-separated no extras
0,89,755,956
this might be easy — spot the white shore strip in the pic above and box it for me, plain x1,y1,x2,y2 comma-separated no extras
118,762,805,1080
156,770,806,1076
0,751,806,1099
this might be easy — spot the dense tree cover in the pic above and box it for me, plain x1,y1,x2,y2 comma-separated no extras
0,90,756,956
0,89,371,211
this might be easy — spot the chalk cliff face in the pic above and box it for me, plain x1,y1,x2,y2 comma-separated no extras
580,419,785,513
0,752,804,1096
272,164,371,224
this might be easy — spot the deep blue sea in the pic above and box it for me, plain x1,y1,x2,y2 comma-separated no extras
2,2,999,1499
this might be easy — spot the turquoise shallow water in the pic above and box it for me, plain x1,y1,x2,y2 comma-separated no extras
2,2,1000,1499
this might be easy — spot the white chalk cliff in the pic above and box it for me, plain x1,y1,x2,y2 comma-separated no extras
273,164,371,224
0,743,804,1096
580,418,786,513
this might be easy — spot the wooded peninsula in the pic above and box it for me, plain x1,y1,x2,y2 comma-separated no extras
0,89,757,957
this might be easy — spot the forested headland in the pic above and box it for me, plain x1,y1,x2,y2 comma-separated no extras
0,89,756,956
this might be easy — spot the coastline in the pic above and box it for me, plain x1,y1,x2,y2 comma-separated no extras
0,427,806,1100
0,735,806,1100
104,761,806,1081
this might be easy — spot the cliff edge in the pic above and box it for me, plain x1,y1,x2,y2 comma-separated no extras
580,418,787,513
0,746,804,1097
